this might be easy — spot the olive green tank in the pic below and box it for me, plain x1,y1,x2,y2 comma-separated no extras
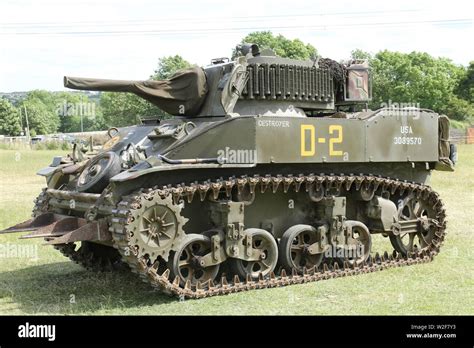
1,44,457,298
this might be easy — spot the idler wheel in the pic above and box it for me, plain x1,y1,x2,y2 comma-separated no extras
389,195,436,256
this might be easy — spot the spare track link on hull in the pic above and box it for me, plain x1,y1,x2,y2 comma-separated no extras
110,173,447,299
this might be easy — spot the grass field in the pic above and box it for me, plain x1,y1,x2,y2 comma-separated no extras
0,147,473,315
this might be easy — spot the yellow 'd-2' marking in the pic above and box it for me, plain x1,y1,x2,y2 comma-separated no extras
329,125,343,156
301,124,343,157
300,125,315,156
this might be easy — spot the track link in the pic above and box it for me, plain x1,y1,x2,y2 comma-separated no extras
110,173,447,299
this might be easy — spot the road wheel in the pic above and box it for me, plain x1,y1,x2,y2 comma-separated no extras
228,228,278,279
279,224,324,272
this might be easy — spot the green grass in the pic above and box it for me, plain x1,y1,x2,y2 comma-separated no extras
0,147,473,315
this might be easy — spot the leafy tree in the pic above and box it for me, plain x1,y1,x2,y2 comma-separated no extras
351,49,372,61
456,61,474,104
237,31,318,60
100,55,192,127
56,92,84,132
151,55,192,80
21,100,58,136
82,105,106,132
19,91,60,135
369,51,466,116
0,98,21,136
26,90,57,109
100,92,159,127
440,96,474,121
55,92,106,132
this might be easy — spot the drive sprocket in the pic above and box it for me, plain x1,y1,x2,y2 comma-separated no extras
119,189,188,263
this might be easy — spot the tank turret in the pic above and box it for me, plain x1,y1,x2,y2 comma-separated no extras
64,44,371,118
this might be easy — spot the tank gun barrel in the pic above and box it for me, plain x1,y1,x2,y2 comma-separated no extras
64,76,147,93
64,67,208,116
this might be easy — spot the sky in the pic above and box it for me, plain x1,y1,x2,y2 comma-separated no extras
0,0,473,92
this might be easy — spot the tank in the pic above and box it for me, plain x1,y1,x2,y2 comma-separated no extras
1,44,457,298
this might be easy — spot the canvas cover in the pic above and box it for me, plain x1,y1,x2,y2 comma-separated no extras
64,67,208,116
438,114,453,169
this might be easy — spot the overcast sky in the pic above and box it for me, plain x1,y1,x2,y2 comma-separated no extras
0,0,473,92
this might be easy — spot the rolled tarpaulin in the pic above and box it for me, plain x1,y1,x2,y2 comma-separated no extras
64,67,208,116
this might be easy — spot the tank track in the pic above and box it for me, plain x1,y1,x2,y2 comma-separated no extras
52,242,126,272
33,189,126,272
111,173,447,299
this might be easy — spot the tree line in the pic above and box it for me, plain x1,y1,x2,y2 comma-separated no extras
0,31,472,137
